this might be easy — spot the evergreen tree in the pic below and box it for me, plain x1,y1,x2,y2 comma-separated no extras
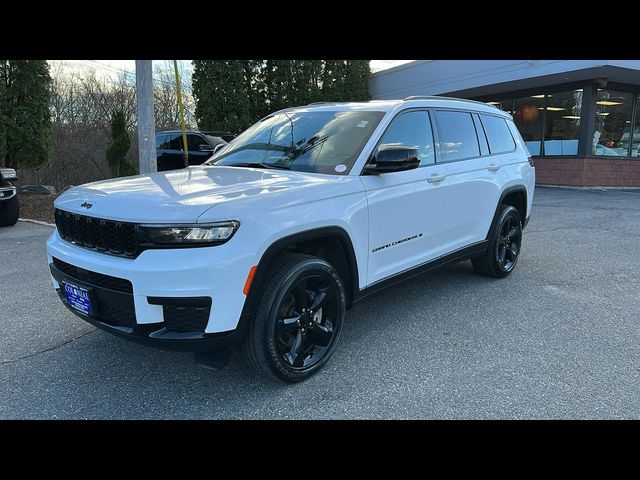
0,70,5,163
0,60,52,169
344,60,371,101
105,110,135,177
241,60,267,120
191,60,372,131
192,60,254,133
321,60,348,101
290,60,322,105
261,60,293,113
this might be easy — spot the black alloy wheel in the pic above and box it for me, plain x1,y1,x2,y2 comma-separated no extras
241,253,346,382
472,204,523,278
275,274,339,369
495,214,522,272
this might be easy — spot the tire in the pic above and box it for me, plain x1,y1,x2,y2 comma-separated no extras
0,195,19,227
472,204,523,278
241,253,346,383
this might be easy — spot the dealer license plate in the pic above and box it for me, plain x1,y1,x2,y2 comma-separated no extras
64,282,93,315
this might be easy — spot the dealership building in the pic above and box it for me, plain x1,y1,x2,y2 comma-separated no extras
369,60,640,186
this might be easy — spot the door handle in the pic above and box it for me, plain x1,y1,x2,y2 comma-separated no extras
487,163,501,172
427,174,445,184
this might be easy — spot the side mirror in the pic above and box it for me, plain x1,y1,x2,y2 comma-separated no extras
212,143,226,154
199,144,214,152
0,168,18,182
364,146,420,174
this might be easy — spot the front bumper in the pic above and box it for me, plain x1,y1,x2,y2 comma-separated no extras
0,185,16,201
47,228,257,349
50,258,244,352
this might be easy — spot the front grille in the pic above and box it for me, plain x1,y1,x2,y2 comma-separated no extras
55,209,138,258
52,258,133,294
163,305,211,333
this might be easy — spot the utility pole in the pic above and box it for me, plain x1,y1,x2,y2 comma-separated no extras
135,60,157,174
173,60,189,167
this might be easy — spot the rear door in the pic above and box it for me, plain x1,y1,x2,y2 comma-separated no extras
431,109,504,253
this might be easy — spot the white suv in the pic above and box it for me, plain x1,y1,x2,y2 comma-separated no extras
47,97,535,382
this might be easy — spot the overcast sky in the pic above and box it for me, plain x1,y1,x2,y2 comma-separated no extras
48,60,414,78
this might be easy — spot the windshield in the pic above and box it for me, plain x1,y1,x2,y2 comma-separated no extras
206,110,385,175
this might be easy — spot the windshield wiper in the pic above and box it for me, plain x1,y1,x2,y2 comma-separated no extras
223,162,291,170
285,136,329,161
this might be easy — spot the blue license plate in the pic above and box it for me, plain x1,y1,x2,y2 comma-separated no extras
64,282,93,315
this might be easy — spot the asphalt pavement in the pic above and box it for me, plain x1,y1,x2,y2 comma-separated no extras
1,187,639,419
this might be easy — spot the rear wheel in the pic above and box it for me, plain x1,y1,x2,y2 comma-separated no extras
0,195,19,227
241,253,346,382
472,204,522,278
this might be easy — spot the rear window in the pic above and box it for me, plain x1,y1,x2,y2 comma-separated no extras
480,114,516,154
434,111,480,161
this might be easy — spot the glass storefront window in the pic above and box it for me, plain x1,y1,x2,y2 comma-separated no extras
513,96,545,155
487,100,514,115
592,89,634,157
630,94,640,157
543,90,582,156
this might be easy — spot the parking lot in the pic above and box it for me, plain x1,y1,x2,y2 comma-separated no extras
1,186,639,419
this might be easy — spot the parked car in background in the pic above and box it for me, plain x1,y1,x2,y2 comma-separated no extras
0,168,19,226
155,130,236,172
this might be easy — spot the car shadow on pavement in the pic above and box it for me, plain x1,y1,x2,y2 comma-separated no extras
7,260,494,418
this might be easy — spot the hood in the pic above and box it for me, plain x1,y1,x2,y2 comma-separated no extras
54,166,340,223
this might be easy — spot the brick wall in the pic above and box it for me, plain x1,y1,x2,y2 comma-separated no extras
533,157,640,187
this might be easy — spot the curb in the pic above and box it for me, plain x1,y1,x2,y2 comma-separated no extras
18,218,55,227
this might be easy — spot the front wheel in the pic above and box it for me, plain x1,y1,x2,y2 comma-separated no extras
241,253,346,382
472,204,523,278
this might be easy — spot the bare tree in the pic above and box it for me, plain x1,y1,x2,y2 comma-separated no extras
21,61,197,190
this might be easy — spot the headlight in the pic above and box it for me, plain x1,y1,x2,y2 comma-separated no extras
140,221,240,246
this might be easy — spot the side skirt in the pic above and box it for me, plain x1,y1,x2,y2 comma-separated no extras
352,240,488,303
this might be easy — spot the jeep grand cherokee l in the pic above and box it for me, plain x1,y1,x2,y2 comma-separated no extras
47,97,535,382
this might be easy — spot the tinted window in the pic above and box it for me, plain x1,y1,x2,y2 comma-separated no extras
378,110,435,166
156,134,169,150
473,114,490,156
187,134,205,151
168,133,182,150
480,114,516,154
435,111,480,161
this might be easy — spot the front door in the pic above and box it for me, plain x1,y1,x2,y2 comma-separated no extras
361,109,451,285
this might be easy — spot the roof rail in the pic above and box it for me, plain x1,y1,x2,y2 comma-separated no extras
403,95,499,109
306,101,342,106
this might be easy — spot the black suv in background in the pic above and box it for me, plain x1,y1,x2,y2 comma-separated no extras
155,130,236,172
0,168,19,226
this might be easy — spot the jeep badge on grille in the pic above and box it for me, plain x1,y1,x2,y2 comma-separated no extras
80,201,93,209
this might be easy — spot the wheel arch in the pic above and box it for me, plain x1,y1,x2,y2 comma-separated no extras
237,226,360,335
487,185,527,239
